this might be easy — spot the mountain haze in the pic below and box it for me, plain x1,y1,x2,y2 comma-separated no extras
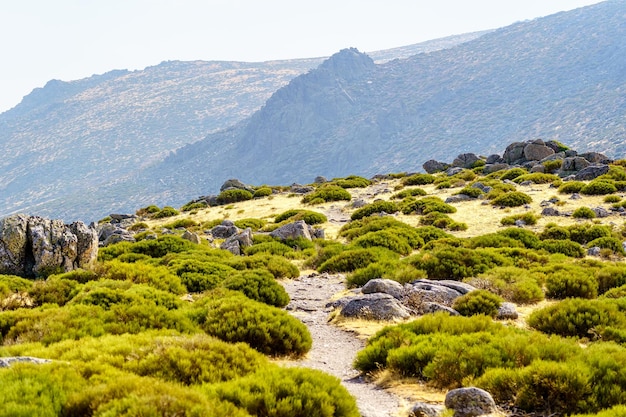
143,0,626,204
0,33,485,222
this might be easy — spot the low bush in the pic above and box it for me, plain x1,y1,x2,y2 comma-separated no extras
209,367,359,417
275,209,327,225
100,260,186,294
469,266,544,304
545,269,598,299
128,221,149,231
588,237,626,255
28,277,81,307
513,173,561,185
419,212,467,231
499,168,528,181
454,187,484,198
302,185,352,204
500,212,539,226
351,201,399,220
402,173,435,186
153,206,180,219
162,218,199,229
216,189,253,205
400,196,456,215
413,226,452,244
346,261,400,288
332,175,371,189
452,290,503,317
318,247,398,273
581,180,618,196
596,266,626,294
540,239,585,258
253,186,273,198
181,200,208,212
543,159,563,173
0,275,33,300
233,218,266,231
339,217,420,242
559,181,586,194
197,290,312,357
569,224,613,244
390,188,427,199
136,204,161,216
528,298,626,339
407,246,509,280
245,241,294,257
223,269,290,307
491,191,532,207
573,206,597,219
168,257,236,292
539,224,571,240
352,230,413,256
604,195,622,203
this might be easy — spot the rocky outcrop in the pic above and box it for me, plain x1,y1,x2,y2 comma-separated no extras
340,293,411,320
0,214,97,277
220,228,253,255
423,160,450,174
409,403,445,417
452,153,481,169
220,178,255,193
98,223,135,247
0,356,52,367
270,220,324,241
445,387,497,417
362,278,405,300
211,220,240,239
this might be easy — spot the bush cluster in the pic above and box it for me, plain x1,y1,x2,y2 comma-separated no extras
302,185,352,204
216,189,254,205
351,200,399,220
275,209,327,225
491,191,532,207
402,173,435,186
332,175,371,189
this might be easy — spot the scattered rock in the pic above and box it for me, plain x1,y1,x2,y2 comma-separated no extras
340,293,411,320
220,228,253,255
445,194,474,203
453,153,481,169
541,207,560,216
362,279,405,300
409,402,445,417
220,178,255,193
445,387,497,417
0,356,52,367
485,154,502,164
211,220,240,239
0,214,98,277
420,302,460,316
593,207,611,218
482,163,509,174
270,220,317,241
352,198,368,208
496,302,518,320
588,247,602,256
524,142,555,161
291,183,315,194
423,159,450,174
314,176,328,184
575,165,610,181
181,230,202,244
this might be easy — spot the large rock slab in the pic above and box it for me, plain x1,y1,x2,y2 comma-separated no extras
445,387,497,417
0,214,97,277
362,278,405,299
575,165,610,180
340,293,411,320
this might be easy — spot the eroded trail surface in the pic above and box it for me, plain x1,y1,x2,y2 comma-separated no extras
281,273,404,417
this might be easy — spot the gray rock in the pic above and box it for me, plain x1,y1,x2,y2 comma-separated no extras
314,176,328,184
453,153,481,169
270,220,312,241
482,163,509,174
445,167,465,176
524,142,555,161
530,164,545,173
570,193,582,200
502,142,526,164
424,279,476,295
485,154,502,164
541,207,560,216
352,198,368,208
420,302,460,316
575,165,610,181
409,402,445,417
102,232,136,247
182,230,202,244
0,356,52,367
579,151,611,164
593,207,611,218
588,247,602,256
220,228,253,255
211,223,240,239
340,293,411,320
220,178,254,193
0,214,97,277
445,387,497,417
561,156,590,172
445,195,473,203
496,302,518,320
423,159,450,174
362,279,405,299
291,183,315,194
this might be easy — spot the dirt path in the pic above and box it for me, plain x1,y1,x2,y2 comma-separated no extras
281,273,406,417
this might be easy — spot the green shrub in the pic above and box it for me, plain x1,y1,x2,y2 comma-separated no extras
216,189,253,205
528,298,626,339
588,237,626,255
162,218,199,229
500,212,539,226
559,181,586,194
153,206,180,219
604,195,622,203
136,204,161,216
470,266,544,304
340,217,420,242
275,209,327,225
168,258,236,292
245,241,294,257
391,188,427,199
253,186,273,198
499,168,528,181
346,261,400,288
223,269,290,307
545,269,598,299
455,187,484,198
573,406,626,417
491,191,532,207
436,180,452,189
540,239,585,258
573,206,597,219
351,201,399,220
332,175,371,189
452,290,503,317
400,196,456,215
568,224,613,244
209,367,359,417
402,173,435,186
100,259,186,294
28,277,81,307
180,201,208,211
197,291,312,357
234,218,266,231
318,247,398,273
596,266,626,294
302,185,351,204
0,275,33,299
407,246,509,280
543,159,563,173
514,173,561,184
419,212,467,231
413,226,452,244
581,180,618,196
130,235,197,258
539,224,570,240
352,230,413,256
466,233,525,250
128,222,149,231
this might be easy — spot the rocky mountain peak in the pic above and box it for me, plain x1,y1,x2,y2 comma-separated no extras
318,48,376,81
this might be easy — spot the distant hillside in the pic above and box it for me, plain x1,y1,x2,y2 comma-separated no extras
135,0,626,208
0,34,485,222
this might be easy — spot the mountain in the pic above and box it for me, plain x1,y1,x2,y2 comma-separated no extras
139,0,626,207
0,33,486,222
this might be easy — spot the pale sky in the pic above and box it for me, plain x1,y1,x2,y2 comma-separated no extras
0,0,603,113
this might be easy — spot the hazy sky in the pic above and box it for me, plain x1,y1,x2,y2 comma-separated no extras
0,0,603,112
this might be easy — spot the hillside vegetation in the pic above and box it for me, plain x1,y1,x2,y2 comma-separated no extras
4,141,626,416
